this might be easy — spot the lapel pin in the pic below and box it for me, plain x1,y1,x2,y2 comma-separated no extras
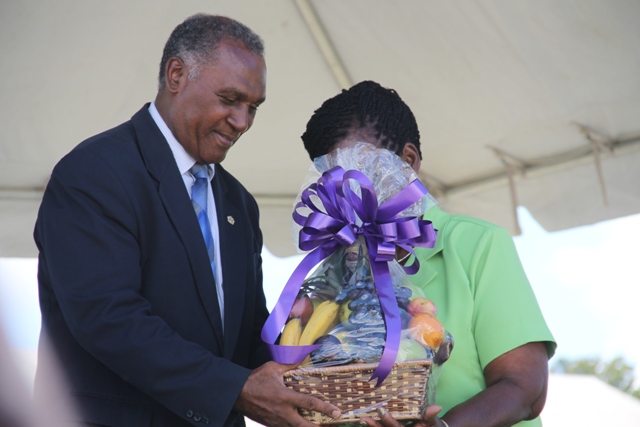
227,215,235,225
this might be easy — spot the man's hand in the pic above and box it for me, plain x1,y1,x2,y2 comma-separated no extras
234,361,341,427
361,405,445,427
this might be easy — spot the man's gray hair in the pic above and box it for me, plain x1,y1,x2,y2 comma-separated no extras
158,13,264,90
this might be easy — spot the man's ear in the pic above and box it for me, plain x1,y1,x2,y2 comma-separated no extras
401,143,422,173
164,57,187,93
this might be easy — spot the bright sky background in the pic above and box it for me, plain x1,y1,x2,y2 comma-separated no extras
1,206,639,381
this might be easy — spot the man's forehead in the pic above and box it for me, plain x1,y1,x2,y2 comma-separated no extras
203,42,266,103
218,87,266,105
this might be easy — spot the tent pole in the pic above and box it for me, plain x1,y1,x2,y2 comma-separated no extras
487,146,527,235
574,123,614,207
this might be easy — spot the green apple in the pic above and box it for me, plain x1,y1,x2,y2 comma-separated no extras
339,301,354,327
395,338,428,362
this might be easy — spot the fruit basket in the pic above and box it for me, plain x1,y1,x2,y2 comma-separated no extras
272,238,453,425
261,145,451,425
284,360,432,425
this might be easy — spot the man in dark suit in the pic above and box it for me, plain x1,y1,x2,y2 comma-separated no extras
33,14,340,427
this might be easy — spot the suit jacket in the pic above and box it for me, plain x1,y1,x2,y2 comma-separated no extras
33,105,271,427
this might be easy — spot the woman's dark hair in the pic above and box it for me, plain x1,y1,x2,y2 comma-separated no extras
301,80,422,160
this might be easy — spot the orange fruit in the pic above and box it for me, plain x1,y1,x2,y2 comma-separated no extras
408,313,445,349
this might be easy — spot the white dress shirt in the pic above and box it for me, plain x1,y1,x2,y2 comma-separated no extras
148,102,224,327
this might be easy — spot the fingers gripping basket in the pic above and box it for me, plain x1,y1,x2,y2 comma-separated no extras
284,360,432,425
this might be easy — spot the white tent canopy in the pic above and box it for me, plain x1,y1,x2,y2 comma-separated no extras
1,0,639,257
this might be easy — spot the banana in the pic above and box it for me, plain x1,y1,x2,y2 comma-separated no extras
299,301,340,346
280,318,302,346
313,300,332,312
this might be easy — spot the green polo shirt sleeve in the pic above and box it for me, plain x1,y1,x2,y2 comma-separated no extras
410,208,555,424
465,224,556,366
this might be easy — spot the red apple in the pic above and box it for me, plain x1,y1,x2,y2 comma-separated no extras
407,297,438,317
290,294,314,325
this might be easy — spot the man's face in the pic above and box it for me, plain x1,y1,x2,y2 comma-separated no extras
165,40,266,164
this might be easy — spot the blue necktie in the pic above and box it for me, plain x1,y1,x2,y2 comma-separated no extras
190,164,217,281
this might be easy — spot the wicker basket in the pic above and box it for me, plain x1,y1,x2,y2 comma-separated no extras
283,360,432,425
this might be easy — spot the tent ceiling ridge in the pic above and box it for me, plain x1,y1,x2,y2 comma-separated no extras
293,0,352,89
2,133,639,207
573,122,615,152
421,132,640,199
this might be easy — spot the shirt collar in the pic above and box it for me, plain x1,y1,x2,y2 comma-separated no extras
418,206,447,259
148,102,215,179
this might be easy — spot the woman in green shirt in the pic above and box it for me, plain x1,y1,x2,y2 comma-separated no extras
300,81,556,427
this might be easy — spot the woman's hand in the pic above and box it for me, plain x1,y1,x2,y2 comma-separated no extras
360,405,447,427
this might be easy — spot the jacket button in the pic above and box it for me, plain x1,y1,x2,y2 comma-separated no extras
194,413,202,421
186,410,193,418
203,416,209,424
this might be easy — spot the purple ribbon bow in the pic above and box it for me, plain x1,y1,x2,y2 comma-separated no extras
261,166,437,386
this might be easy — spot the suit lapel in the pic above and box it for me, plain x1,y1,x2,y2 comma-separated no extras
211,170,247,359
130,105,225,349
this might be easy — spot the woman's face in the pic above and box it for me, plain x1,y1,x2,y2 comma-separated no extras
330,132,422,174
329,127,381,154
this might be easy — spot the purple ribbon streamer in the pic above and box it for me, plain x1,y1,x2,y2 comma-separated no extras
261,166,437,385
